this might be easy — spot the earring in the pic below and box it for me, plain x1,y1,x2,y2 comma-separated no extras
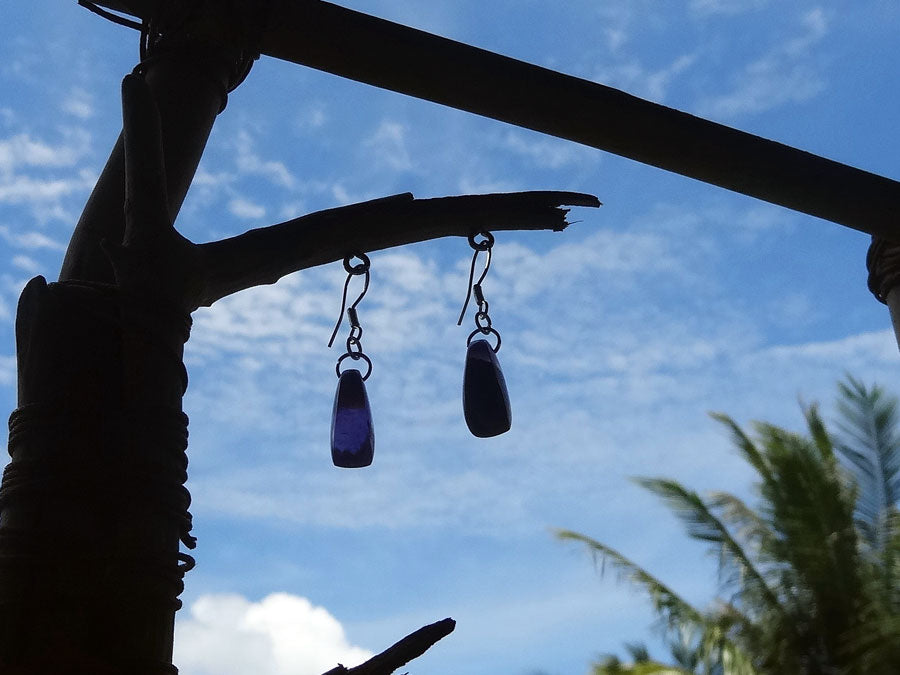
457,231,512,438
328,253,374,468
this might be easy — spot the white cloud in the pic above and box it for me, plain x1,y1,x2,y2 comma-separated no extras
643,53,698,101
364,121,413,172
61,87,94,120
174,593,372,675
0,225,65,250
690,0,769,15
0,131,94,221
0,355,14,384
0,133,86,173
750,328,898,365
229,197,266,220
192,168,233,189
498,131,597,170
296,103,327,132
0,172,94,205
234,131,295,188
11,255,39,273
592,51,697,103
331,183,355,205
697,9,830,118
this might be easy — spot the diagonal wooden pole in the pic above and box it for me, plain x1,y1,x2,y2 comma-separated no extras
90,0,900,239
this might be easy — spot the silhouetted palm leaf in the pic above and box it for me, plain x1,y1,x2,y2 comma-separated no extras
555,530,705,630
834,377,900,594
562,378,900,674
632,477,784,621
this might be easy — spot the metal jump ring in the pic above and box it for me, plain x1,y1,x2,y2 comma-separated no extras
343,252,371,275
336,352,373,380
474,311,492,331
467,231,494,251
467,327,502,352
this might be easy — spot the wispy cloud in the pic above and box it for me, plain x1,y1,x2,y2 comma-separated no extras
0,225,65,250
61,87,94,120
228,197,266,220
295,102,328,132
363,120,413,172
234,131,296,189
0,170,95,205
10,255,39,274
0,130,94,223
0,355,14,384
496,130,599,170
697,8,830,119
594,52,699,103
690,0,769,15
0,133,87,173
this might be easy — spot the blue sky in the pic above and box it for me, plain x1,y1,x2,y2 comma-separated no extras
2,1,900,673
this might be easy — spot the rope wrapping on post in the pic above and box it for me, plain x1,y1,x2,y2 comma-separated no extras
2,401,195,556
0,276,196,672
867,237,900,304
82,0,269,110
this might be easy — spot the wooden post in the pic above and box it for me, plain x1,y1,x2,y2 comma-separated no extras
0,16,243,671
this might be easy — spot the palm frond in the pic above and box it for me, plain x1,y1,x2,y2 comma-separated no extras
705,492,776,556
750,419,867,670
838,612,900,673
633,478,785,620
563,378,900,674
624,642,652,663
835,376,900,559
593,660,693,675
803,402,835,463
555,529,705,630
709,413,773,484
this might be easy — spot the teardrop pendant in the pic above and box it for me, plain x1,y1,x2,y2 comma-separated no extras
331,368,374,468
463,338,511,438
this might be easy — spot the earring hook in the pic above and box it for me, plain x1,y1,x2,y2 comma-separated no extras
328,252,371,348
457,232,494,326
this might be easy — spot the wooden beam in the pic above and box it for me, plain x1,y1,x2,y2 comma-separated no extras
89,0,900,239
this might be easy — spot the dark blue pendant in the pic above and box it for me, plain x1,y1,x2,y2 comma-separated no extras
463,339,511,437
331,369,374,468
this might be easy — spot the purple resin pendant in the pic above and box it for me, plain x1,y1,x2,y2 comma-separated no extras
331,369,374,468
463,338,511,437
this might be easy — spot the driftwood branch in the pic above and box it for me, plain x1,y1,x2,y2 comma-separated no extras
194,190,600,308
321,618,456,675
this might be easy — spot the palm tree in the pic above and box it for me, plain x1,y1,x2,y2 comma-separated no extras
558,377,900,674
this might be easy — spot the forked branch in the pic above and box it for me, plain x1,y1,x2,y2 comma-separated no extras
321,618,456,675
108,73,600,313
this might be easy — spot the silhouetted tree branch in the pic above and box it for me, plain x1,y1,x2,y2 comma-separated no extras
321,618,456,675
195,190,600,308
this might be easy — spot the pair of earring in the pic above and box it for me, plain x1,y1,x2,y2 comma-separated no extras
327,233,512,469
